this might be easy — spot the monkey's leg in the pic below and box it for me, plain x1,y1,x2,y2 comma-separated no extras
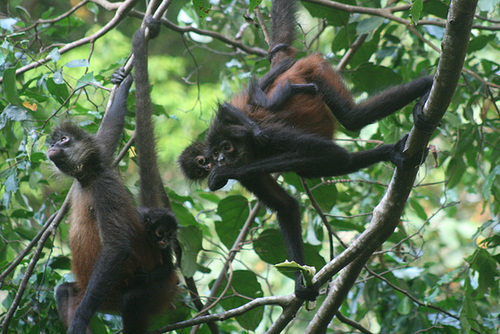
240,175,319,301
69,249,128,333
56,282,91,333
121,287,150,334
316,74,433,131
249,80,317,111
258,58,296,91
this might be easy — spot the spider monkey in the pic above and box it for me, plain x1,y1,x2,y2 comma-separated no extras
49,18,178,333
179,0,432,301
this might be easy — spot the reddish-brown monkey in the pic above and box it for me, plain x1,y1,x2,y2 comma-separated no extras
179,0,431,301
49,18,177,333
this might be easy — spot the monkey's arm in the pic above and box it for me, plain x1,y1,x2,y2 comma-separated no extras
240,175,319,301
95,71,133,157
319,75,433,132
208,130,425,191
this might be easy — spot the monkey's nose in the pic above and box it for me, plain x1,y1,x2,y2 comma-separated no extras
216,155,225,166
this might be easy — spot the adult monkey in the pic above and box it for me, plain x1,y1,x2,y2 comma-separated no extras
49,18,178,333
179,0,431,301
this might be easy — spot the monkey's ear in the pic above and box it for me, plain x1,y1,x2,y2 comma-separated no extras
216,103,246,126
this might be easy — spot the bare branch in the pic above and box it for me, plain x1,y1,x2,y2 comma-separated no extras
3,0,139,81
304,0,479,332
152,294,293,333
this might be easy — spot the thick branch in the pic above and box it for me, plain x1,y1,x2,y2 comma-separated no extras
304,0,478,332
6,0,138,80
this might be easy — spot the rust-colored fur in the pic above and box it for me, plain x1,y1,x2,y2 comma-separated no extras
231,54,347,139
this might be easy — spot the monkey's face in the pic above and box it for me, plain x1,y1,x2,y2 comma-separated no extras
140,208,178,250
179,141,212,181
48,123,99,178
210,139,239,167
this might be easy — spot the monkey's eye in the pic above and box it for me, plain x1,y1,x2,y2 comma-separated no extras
221,141,234,153
195,155,206,167
59,136,70,144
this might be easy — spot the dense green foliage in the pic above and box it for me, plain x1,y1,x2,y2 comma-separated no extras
1,0,499,333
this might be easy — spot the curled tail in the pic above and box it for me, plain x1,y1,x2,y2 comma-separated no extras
268,0,298,64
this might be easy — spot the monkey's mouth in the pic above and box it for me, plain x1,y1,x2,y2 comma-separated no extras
203,163,214,170
47,147,60,160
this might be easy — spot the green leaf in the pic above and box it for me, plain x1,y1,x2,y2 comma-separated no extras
64,59,89,68
248,0,262,12
409,198,428,220
5,170,19,193
310,181,337,212
253,229,288,264
357,16,385,35
468,248,499,295
75,72,96,90
3,68,21,105
349,64,402,94
397,295,412,315
171,202,198,227
446,157,466,189
49,48,61,63
178,225,203,277
3,104,28,122
410,0,424,24
193,0,211,20
275,261,316,286
482,165,500,199
467,35,495,54
46,77,69,105
423,0,449,19
460,278,479,333
215,195,249,249
253,229,326,271
48,256,71,270
211,270,264,330
302,1,353,27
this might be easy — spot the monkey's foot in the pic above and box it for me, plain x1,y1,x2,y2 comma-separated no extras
413,91,435,135
391,134,429,170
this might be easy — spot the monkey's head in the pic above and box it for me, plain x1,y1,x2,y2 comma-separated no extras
178,140,213,181
48,123,102,180
138,207,178,250
205,103,255,168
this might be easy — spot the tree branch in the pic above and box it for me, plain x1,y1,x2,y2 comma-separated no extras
303,0,478,332
2,0,138,81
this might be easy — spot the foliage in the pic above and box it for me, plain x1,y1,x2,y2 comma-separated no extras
0,0,499,333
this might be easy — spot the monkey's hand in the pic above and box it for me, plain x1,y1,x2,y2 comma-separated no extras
413,91,435,135
294,275,319,301
208,167,230,191
110,68,130,85
390,134,429,170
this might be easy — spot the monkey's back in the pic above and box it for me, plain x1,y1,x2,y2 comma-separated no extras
234,54,350,140
68,174,171,297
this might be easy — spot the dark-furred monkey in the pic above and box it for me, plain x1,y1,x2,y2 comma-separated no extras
49,18,177,333
179,0,431,301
